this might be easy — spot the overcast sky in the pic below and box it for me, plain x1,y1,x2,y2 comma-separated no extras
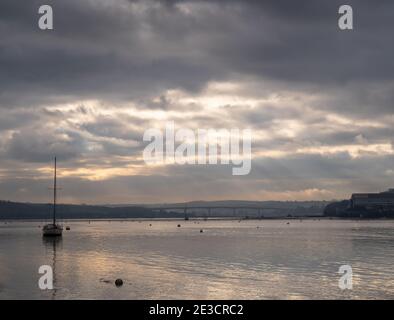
1,0,394,204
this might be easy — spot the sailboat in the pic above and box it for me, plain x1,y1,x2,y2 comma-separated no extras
42,157,63,237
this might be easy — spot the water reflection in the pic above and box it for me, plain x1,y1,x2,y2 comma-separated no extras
42,237,62,300
0,220,392,299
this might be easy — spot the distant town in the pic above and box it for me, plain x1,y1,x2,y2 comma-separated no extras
325,189,394,218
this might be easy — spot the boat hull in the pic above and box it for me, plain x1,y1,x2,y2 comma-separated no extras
42,224,63,237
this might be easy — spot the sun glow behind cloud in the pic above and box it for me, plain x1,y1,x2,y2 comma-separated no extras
10,80,393,188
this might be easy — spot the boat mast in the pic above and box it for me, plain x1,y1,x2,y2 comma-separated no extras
53,157,57,225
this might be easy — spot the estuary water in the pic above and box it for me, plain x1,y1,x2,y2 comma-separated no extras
0,219,393,299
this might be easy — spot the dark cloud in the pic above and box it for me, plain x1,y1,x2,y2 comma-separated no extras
1,0,394,108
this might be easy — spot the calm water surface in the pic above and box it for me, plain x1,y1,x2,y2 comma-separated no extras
0,219,393,299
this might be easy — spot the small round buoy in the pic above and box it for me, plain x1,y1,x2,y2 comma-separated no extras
115,279,123,287
66,226,70,231
200,229,203,233
177,224,181,227
286,222,290,225
149,224,152,226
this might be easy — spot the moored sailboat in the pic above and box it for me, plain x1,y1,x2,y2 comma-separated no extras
43,157,63,237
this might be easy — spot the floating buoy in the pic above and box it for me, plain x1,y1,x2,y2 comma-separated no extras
115,279,123,287
200,229,203,233
177,224,181,227
149,224,152,227
286,222,290,225
66,226,70,230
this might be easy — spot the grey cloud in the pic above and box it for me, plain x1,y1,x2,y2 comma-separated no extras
81,117,143,141
5,128,85,162
2,0,394,109
0,109,39,131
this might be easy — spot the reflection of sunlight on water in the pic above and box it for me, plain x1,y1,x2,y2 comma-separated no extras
0,220,393,299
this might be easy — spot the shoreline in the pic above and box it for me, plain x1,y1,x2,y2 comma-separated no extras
1,216,394,222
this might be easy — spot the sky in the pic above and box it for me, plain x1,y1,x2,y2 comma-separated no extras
1,0,394,204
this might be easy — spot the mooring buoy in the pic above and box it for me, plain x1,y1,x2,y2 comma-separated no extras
115,279,123,287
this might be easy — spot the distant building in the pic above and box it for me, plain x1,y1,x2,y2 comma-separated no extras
351,189,394,209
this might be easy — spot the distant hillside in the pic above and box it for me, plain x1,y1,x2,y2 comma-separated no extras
0,199,329,220
323,200,350,217
0,201,183,219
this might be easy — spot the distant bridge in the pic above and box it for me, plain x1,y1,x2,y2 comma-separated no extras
147,206,284,216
